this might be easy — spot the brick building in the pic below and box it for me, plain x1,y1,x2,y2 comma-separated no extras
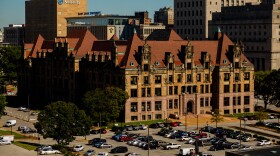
19,29,254,122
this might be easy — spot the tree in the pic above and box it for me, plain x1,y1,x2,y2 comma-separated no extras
35,101,91,145
0,46,22,83
83,87,128,122
210,109,224,128
254,71,273,110
0,94,7,118
255,107,267,122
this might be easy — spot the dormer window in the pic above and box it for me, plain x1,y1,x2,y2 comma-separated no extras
130,62,134,66
155,61,160,66
223,60,227,64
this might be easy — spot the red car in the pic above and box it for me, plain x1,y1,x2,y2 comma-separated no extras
99,129,107,134
118,136,133,142
170,122,178,127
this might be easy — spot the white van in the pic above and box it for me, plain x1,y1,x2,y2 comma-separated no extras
179,147,195,156
5,120,16,127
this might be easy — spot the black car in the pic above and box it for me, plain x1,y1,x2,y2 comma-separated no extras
143,142,158,150
209,144,224,151
149,124,159,129
110,146,128,153
201,126,214,132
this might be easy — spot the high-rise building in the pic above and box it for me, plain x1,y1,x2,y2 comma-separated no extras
3,24,25,46
25,0,87,43
209,0,280,70
174,0,260,40
135,11,152,25
0,29,3,43
154,7,174,26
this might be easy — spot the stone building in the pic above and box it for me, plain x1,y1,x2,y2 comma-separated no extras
19,29,254,122
209,0,280,70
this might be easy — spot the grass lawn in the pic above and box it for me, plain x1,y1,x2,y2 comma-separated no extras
13,141,38,151
0,129,27,139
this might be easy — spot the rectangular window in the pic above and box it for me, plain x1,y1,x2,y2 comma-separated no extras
205,74,209,82
147,102,151,111
141,102,146,111
200,85,204,93
169,63,173,70
155,75,161,84
169,75,173,83
131,116,138,121
174,99,178,109
147,88,151,97
205,97,209,106
169,100,173,109
233,97,236,105
141,88,146,97
144,76,149,84
244,96,250,104
147,115,151,120
155,88,162,96
131,76,137,85
224,85,230,93
238,84,241,92
177,74,182,82
174,86,178,95
224,73,230,81
224,110,230,114
197,74,201,82
224,97,230,106
130,89,137,97
238,96,241,105
233,84,236,92
244,108,250,112
187,74,192,82
144,64,149,71
200,98,204,107
131,102,138,112
155,101,162,111
205,85,209,93
169,86,173,95
235,73,239,81
244,72,250,80
155,114,162,119
244,84,250,92
187,63,192,69
142,115,146,120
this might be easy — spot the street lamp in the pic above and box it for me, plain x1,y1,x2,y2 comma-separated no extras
82,126,86,140
196,114,199,130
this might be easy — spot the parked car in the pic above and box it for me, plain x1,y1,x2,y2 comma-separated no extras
84,149,95,156
0,139,11,145
132,125,140,131
18,125,27,131
31,111,39,116
257,140,271,146
98,143,113,148
139,124,147,130
90,129,99,134
22,127,37,133
97,152,109,156
163,143,181,150
93,141,107,147
4,120,16,127
149,124,159,129
73,145,84,152
119,136,133,142
125,152,141,156
39,148,61,155
179,136,192,141
209,144,224,151
18,107,27,111
169,114,180,119
110,146,128,153
170,122,178,127
35,145,52,151
98,129,107,134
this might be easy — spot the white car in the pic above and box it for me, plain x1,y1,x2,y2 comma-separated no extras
0,140,11,145
179,136,192,141
125,152,141,156
18,107,27,111
73,145,84,152
99,143,112,148
39,148,60,155
139,124,147,130
97,152,109,156
257,140,271,146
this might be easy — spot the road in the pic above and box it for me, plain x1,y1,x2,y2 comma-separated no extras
1,106,279,156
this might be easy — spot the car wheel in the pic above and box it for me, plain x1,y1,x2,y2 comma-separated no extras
168,147,171,150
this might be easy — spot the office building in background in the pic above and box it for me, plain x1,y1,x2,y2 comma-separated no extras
3,24,25,46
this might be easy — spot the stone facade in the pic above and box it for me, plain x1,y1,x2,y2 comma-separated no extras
19,29,254,122
154,7,174,26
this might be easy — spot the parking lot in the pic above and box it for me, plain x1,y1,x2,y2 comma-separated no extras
1,106,279,156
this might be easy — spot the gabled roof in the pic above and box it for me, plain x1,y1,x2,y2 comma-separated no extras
146,29,183,41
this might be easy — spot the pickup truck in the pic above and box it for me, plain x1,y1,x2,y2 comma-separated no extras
0,135,14,142
163,143,181,150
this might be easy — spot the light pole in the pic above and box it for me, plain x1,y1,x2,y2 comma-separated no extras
83,126,86,140
147,125,150,156
196,114,199,130
99,112,102,140
239,117,242,148
184,112,188,132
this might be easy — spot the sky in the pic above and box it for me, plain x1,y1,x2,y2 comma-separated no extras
0,0,173,30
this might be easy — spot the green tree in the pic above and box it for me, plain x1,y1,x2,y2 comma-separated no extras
35,101,91,145
254,71,273,110
0,46,22,83
255,107,267,122
0,94,7,117
83,87,128,122
210,109,224,128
